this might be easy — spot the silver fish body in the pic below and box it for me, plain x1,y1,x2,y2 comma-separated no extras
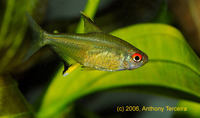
24,12,148,74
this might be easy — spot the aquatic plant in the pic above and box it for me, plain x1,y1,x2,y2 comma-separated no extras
0,0,200,118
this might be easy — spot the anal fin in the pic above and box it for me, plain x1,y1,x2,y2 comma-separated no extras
63,63,80,76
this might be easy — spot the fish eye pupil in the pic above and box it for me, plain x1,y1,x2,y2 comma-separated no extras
135,56,140,60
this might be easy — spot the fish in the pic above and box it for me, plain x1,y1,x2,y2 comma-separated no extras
24,12,148,76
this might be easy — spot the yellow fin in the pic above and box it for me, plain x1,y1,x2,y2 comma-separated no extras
63,63,80,76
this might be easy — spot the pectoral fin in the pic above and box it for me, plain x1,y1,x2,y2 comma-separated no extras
63,63,80,76
80,12,102,33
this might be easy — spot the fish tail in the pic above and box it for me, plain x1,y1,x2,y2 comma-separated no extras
23,12,47,61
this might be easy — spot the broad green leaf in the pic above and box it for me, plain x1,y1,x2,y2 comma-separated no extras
0,75,33,118
37,24,200,118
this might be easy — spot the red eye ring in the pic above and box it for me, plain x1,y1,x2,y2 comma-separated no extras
132,53,142,62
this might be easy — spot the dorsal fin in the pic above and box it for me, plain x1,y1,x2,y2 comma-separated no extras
80,12,102,33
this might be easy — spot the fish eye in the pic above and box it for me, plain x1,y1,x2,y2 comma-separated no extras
132,53,142,62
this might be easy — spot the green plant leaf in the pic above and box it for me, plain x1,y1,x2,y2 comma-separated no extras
37,23,200,117
0,75,33,118
0,0,41,73
76,0,100,33
173,100,200,118
0,0,44,117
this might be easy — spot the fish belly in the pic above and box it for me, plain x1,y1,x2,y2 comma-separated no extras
83,48,124,71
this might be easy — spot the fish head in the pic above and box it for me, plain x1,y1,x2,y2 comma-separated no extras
123,49,148,70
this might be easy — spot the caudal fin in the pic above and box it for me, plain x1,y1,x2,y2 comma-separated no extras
23,12,46,61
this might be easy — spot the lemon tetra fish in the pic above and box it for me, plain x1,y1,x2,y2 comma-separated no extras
24,12,148,76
